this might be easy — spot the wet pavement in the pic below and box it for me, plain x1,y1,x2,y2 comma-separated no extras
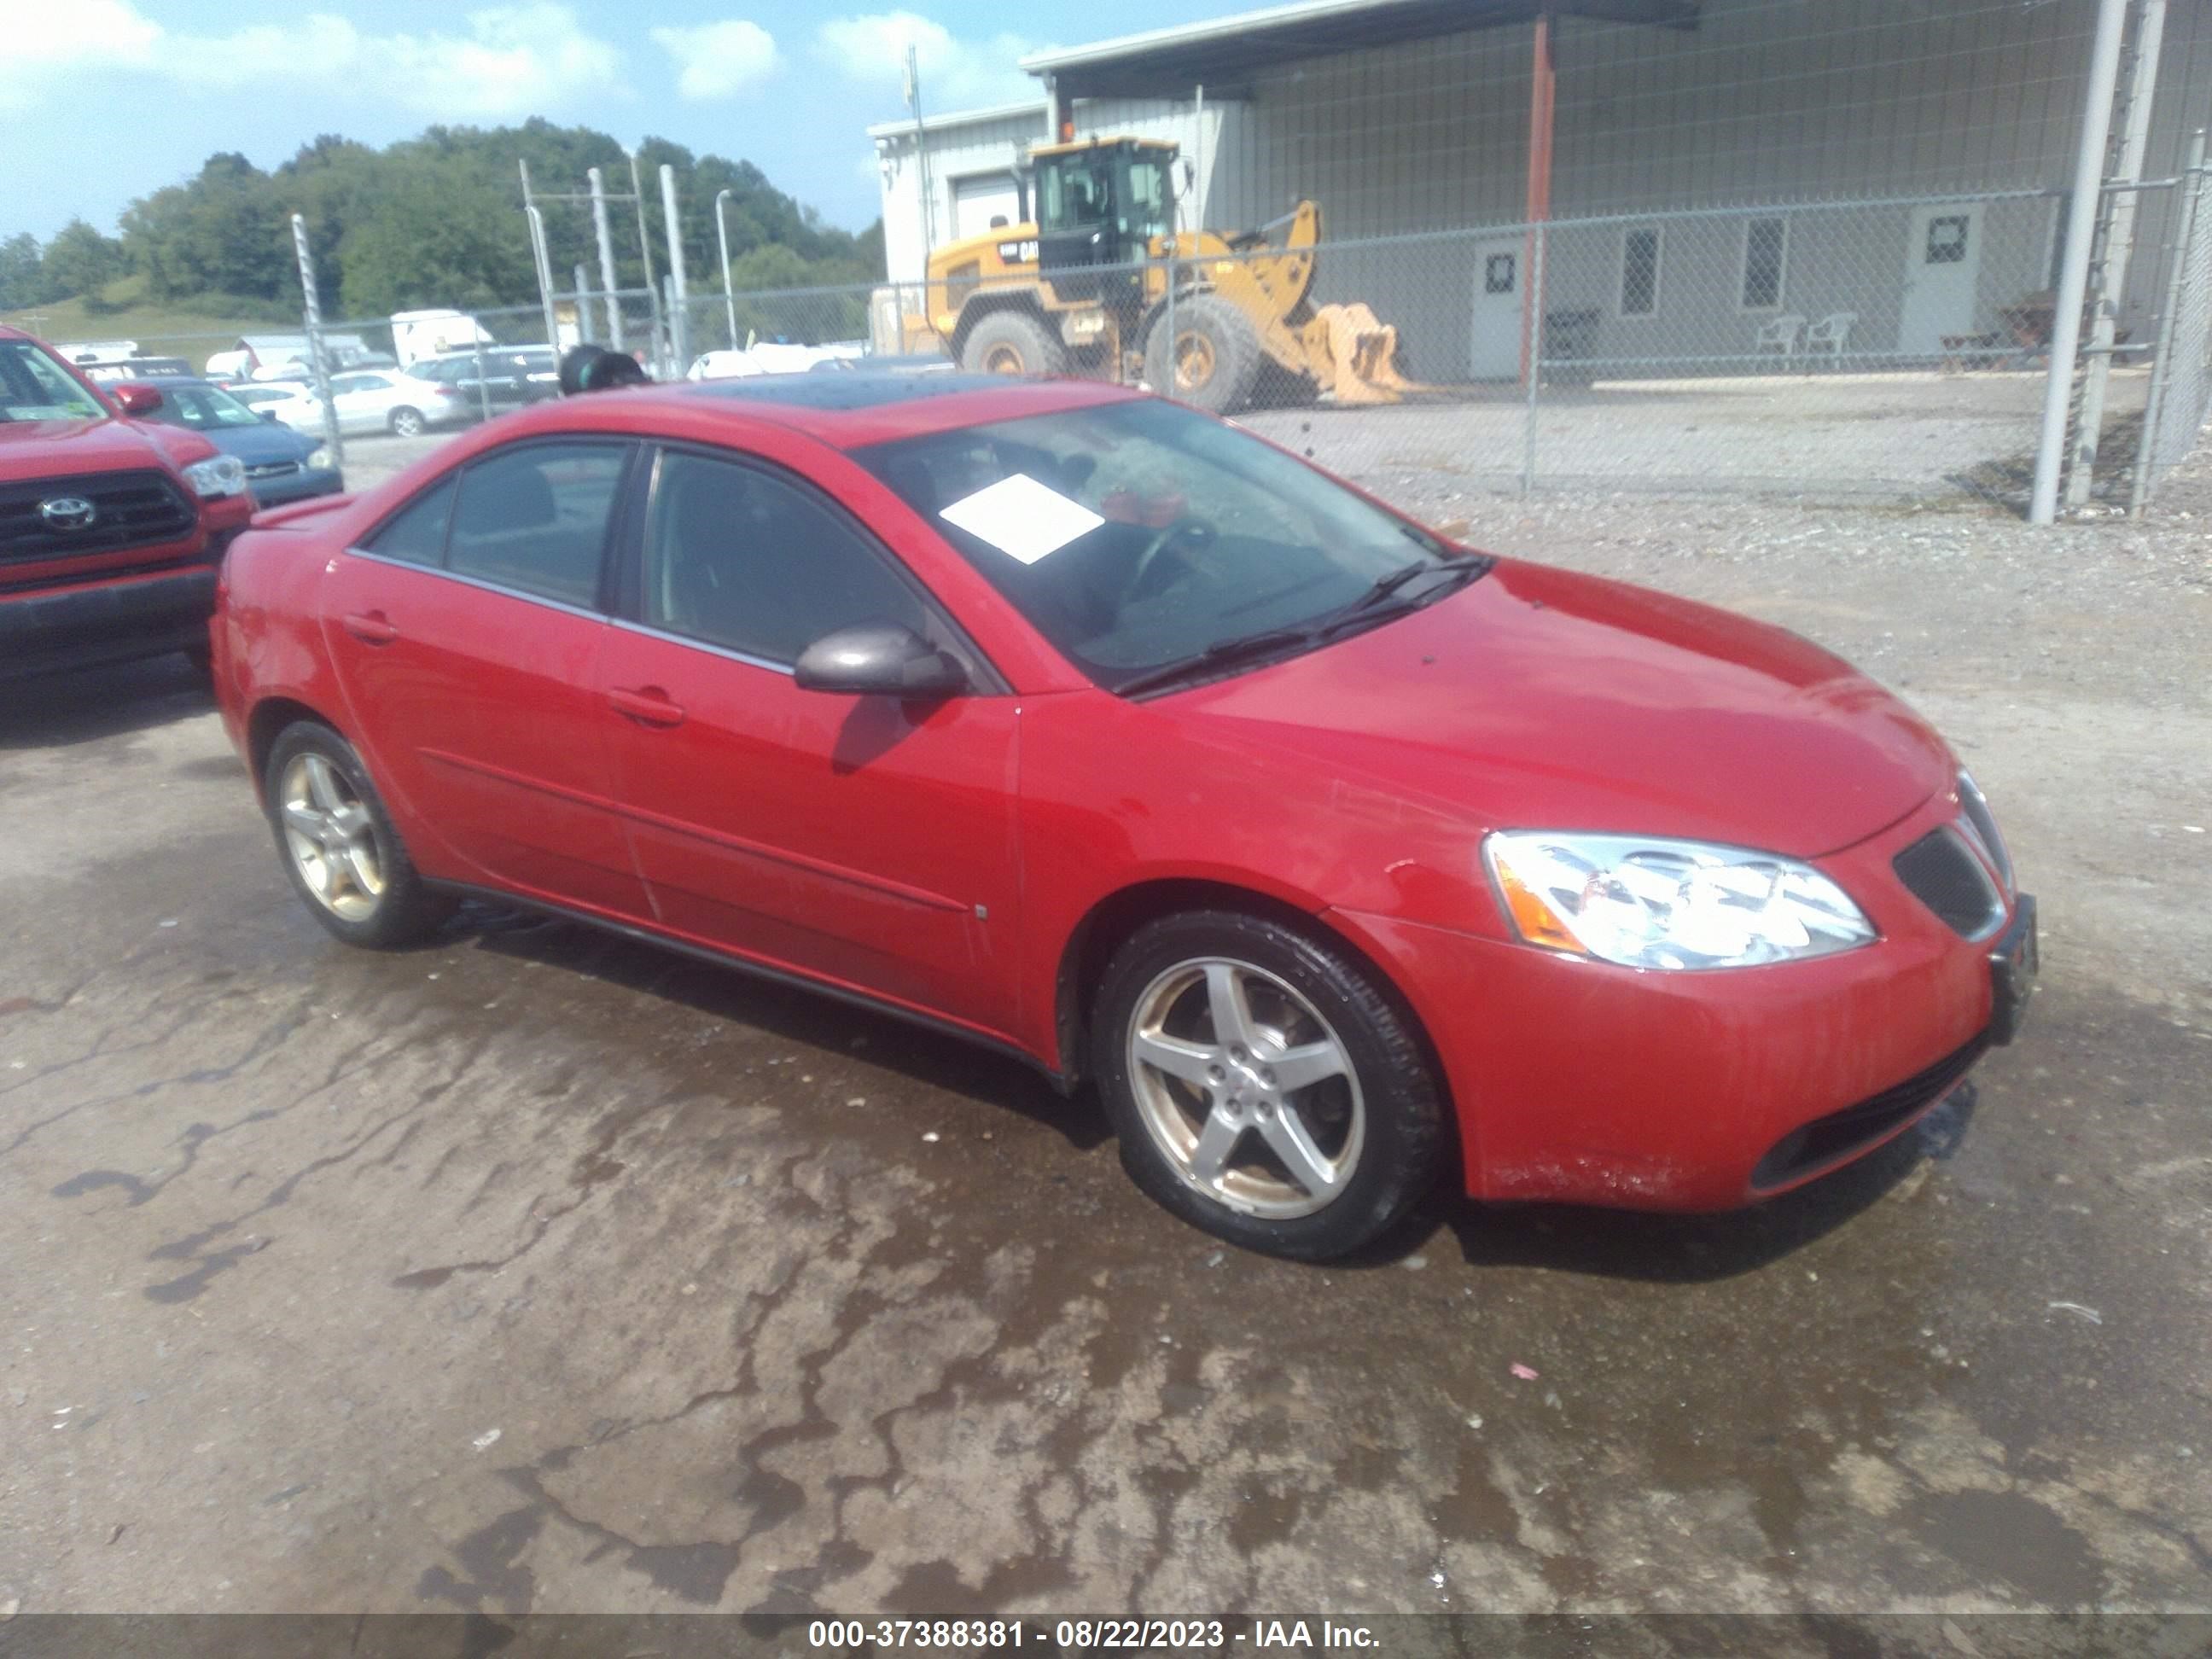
1,525,2208,1615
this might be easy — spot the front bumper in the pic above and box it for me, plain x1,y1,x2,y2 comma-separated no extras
0,561,219,679
1330,793,2029,1211
247,466,345,508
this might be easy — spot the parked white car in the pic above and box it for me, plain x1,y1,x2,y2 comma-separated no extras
230,382,326,433
686,341,864,381
322,368,469,437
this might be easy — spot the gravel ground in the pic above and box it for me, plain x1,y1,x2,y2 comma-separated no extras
7,397,2198,1625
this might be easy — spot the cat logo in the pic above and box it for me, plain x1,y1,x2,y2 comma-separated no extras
995,239,1039,264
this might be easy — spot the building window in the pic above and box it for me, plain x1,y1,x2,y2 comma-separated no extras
1485,253,1516,294
1740,218,1787,311
1621,226,1661,317
1925,214,1970,265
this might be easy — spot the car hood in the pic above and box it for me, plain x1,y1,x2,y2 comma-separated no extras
1160,558,1952,859
0,415,216,482
201,422,314,465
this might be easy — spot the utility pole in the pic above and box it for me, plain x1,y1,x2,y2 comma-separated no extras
288,212,343,469
587,166,625,350
905,44,935,259
714,189,739,350
519,158,561,354
661,165,690,375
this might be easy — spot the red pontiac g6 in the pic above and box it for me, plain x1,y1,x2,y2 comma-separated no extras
211,374,2035,1259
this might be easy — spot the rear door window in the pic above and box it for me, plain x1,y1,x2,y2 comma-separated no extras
363,476,457,568
446,443,629,608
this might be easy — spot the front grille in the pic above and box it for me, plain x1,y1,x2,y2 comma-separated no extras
1895,826,2004,940
1957,775,2014,894
245,460,301,480
1752,1034,1988,1190
0,469,196,565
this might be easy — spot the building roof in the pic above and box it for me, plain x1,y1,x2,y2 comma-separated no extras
865,101,1048,143
1020,0,1697,100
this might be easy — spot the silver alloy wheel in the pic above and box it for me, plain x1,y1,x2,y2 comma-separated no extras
1126,956,1365,1220
391,407,423,437
279,752,386,923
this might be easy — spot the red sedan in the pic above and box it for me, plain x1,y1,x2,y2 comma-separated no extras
211,372,2034,1259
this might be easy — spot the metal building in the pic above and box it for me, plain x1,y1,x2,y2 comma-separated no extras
870,0,2212,383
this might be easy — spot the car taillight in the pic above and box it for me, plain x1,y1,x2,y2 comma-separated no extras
432,384,459,398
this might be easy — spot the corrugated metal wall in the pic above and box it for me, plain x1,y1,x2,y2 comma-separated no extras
876,0,2212,381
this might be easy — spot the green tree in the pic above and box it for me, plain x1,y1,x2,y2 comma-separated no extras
0,232,43,310
38,219,127,304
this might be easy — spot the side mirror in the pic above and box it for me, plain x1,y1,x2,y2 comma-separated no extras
259,410,279,422
113,384,163,416
794,624,967,699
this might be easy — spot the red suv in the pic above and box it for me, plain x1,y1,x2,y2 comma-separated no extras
1,327,256,679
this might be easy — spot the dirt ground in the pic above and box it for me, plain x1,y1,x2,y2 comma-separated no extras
0,422,2208,1622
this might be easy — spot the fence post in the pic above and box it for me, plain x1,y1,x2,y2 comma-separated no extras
288,213,344,471
2031,0,2130,523
2068,0,2169,508
1162,246,1177,394
650,277,670,380
2131,128,2209,515
1521,222,1547,498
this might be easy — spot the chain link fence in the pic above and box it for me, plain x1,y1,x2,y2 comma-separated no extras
53,179,2212,519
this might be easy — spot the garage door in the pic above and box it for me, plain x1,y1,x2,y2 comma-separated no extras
952,174,1022,242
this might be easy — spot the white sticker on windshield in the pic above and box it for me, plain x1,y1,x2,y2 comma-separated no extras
938,473,1104,565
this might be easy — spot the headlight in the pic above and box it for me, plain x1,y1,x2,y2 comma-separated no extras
1485,830,1877,969
182,455,248,499
303,443,329,470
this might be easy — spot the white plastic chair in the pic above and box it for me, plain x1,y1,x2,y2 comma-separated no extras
1802,312,1857,358
1753,313,1805,358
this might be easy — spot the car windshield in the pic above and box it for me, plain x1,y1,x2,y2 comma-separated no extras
856,398,1481,692
135,382,267,430
0,341,108,422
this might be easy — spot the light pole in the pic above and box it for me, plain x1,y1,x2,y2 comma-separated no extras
714,188,738,350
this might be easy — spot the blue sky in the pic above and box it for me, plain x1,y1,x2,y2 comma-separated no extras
1,0,1220,243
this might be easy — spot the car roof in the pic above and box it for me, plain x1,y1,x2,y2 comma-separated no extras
667,372,1141,449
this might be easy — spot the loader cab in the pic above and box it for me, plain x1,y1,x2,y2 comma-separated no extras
1033,138,1177,296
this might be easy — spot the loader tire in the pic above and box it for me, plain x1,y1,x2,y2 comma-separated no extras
1145,294,1262,415
961,310,1068,379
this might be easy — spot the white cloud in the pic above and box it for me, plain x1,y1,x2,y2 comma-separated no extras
1,3,626,119
0,0,160,108
815,11,1037,110
651,20,779,101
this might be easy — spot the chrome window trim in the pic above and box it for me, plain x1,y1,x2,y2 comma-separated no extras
606,614,796,678
342,544,608,623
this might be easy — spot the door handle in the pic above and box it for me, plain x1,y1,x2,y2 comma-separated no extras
607,685,685,727
341,610,399,645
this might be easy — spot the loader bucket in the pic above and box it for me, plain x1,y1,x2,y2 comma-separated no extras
1308,302,1414,405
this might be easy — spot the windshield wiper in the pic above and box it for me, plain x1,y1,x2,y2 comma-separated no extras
1112,626,1321,699
1112,557,1490,700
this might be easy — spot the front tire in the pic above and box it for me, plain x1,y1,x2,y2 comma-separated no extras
388,406,425,437
1144,294,1263,414
265,722,454,948
959,310,1068,379
1091,910,1445,1260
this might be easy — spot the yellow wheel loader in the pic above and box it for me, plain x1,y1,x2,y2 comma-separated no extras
906,136,1412,414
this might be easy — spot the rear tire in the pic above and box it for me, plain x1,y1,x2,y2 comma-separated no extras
1144,294,1263,415
1091,909,1445,1260
388,406,425,437
959,310,1068,379
265,722,454,949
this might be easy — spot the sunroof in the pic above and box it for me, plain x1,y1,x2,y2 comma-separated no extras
684,370,1010,410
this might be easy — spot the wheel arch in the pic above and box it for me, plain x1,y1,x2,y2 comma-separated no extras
245,694,344,803
1052,876,1452,1129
